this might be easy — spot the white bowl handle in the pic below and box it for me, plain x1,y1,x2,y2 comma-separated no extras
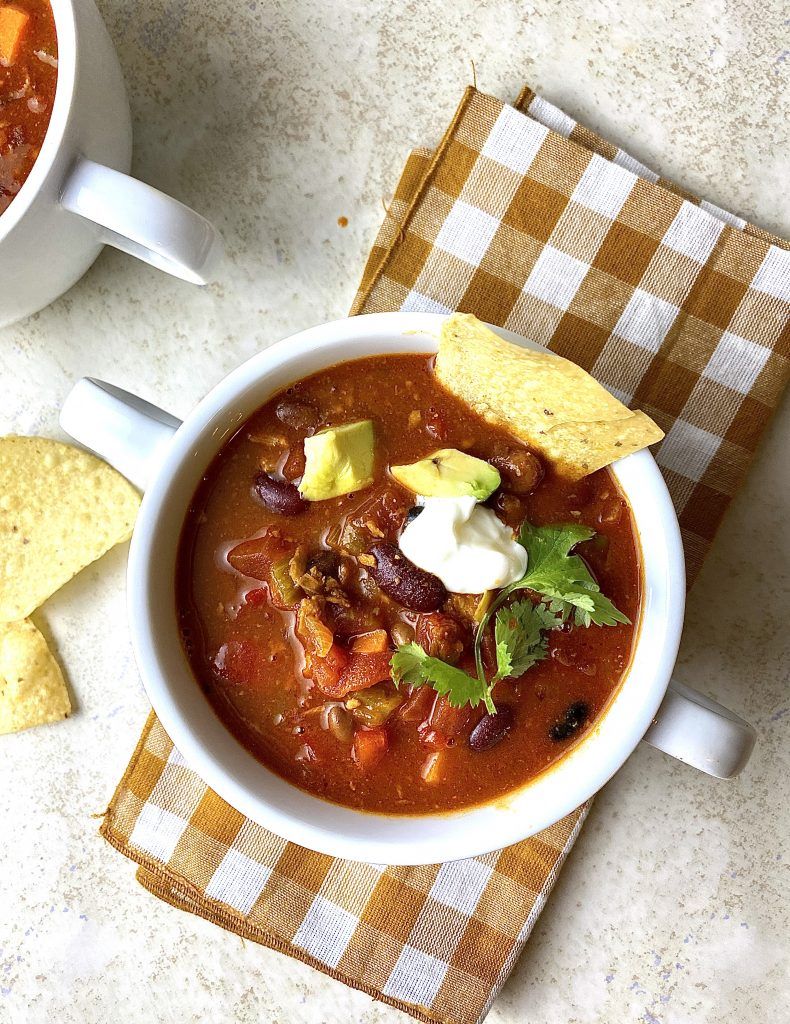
61,158,223,285
642,678,755,778
60,378,181,492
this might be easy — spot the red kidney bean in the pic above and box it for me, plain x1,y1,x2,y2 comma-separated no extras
275,399,319,433
469,704,514,751
253,471,307,515
368,543,447,611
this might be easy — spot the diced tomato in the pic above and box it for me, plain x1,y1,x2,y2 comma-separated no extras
352,727,388,771
398,686,435,722
213,640,266,686
428,693,473,738
339,651,392,692
417,723,450,751
350,629,389,654
346,487,410,541
227,531,294,580
416,694,472,750
310,643,349,694
244,587,268,606
313,650,391,699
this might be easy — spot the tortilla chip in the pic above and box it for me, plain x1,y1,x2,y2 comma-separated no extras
435,314,663,480
0,437,140,622
0,618,71,734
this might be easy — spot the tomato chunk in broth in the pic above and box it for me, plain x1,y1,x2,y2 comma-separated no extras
177,354,641,814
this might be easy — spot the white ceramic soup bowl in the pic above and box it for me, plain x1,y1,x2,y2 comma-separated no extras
60,312,755,864
0,0,223,327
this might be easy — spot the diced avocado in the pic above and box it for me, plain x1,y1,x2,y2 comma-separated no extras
390,448,500,501
299,420,375,500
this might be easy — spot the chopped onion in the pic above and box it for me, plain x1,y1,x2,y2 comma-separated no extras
34,50,58,69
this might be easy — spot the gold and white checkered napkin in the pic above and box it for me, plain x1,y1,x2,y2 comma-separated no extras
103,87,789,1024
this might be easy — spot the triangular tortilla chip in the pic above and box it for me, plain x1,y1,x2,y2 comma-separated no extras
435,314,663,480
0,437,140,621
0,618,70,734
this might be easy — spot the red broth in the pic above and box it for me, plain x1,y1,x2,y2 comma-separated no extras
177,354,641,814
0,0,58,216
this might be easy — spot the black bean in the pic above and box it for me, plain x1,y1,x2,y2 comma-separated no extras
548,720,574,742
368,542,446,612
469,704,514,752
565,701,590,729
549,700,590,742
275,399,319,433
403,506,423,529
253,472,307,516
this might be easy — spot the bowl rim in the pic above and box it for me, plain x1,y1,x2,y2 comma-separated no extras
127,311,685,864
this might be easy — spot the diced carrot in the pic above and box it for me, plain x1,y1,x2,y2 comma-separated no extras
350,629,389,654
352,727,388,771
0,7,29,66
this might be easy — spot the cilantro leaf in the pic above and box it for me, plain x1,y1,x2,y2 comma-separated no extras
493,599,556,682
516,522,631,627
391,642,495,713
392,522,629,714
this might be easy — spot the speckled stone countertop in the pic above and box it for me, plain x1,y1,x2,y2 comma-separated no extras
1,1,788,1022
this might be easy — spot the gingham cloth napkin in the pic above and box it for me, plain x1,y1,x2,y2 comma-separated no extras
102,87,790,1024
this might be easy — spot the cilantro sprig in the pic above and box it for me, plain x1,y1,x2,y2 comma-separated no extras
492,599,556,684
391,521,630,713
513,522,630,628
391,642,497,713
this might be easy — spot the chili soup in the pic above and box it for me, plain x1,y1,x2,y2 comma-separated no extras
177,349,643,815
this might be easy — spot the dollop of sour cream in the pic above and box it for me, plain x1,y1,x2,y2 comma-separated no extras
399,495,527,593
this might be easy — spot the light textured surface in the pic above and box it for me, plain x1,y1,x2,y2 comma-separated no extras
0,0,787,1022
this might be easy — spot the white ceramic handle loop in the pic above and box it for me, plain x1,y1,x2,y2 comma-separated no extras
61,158,223,284
60,378,181,492
642,678,755,778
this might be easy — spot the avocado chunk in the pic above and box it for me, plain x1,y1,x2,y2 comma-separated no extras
390,448,500,500
299,420,375,500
